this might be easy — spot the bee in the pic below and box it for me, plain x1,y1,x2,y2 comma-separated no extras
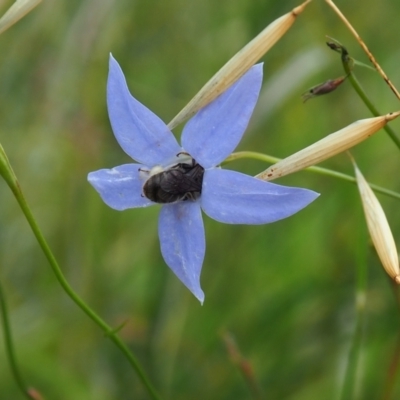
142,158,204,204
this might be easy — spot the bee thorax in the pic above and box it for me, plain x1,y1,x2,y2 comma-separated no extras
142,159,204,204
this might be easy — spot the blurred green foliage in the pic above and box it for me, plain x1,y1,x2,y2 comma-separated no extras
1,0,400,399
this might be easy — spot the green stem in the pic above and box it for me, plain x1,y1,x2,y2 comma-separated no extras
223,151,400,200
339,217,367,400
18,191,160,399
222,332,263,400
381,326,400,400
341,57,400,150
380,283,400,400
0,147,161,400
0,280,38,399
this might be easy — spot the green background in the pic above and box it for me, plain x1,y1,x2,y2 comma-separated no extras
0,0,400,399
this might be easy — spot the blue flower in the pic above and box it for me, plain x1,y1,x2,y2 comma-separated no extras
88,55,319,304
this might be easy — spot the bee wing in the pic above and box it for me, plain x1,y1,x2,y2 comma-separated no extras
160,165,203,194
181,164,204,192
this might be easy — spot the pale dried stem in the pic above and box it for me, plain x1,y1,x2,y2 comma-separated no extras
325,0,400,101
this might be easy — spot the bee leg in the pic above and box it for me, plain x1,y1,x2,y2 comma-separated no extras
176,151,190,157
138,167,151,180
184,192,200,201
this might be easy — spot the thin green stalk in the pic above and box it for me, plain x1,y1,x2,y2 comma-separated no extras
338,47,400,150
222,332,263,400
339,215,367,400
380,282,400,400
381,325,400,400
0,146,161,400
346,70,400,150
223,151,400,201
0,280,39,400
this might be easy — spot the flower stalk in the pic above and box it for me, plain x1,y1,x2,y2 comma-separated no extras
325,0,400,101
223,151,400,201
0,145,161,400
339,231,367,400
326,39,400,149
0,279,42,400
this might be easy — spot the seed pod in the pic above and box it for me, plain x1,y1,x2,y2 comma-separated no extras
302,76,346,102
354,163,400,283
257,111,400,181
168,0,312,129
0,0,41,35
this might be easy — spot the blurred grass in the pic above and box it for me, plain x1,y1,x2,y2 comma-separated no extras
1,0,400,399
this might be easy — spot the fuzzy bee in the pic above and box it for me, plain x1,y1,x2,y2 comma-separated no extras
142,158,204,204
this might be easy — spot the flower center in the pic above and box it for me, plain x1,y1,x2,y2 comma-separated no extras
142,158,205,204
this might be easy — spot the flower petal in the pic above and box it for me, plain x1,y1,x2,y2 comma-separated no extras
107,54,182,165
158,201,205,303
181,64,263,168
88,164,153,210
201,169,319,224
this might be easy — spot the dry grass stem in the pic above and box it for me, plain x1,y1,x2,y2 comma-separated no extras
325,0,400,101
256,111,400,181
168,0,312,130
